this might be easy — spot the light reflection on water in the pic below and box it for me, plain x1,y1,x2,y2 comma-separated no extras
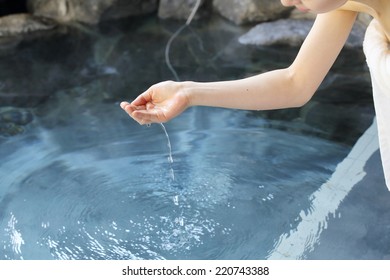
0,91,352,259
1,15,389,260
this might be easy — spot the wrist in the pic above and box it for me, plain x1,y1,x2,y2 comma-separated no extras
179,81,199,107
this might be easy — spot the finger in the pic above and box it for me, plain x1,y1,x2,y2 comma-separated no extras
121,102,145,115
120,101,130,110
132,109,164,124
131,88,153,107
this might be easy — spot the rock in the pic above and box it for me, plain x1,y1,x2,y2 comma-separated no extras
239,18,366,48
239,18,312,46
357,12,373,26
0,108,33,125
27,0,158,24
0,107,33,136
0,122,24,136
158,0,210,21
0,13,57,37
212,0,292,25
346,20,367,48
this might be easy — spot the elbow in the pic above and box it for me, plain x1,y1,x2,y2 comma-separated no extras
285,67,316,108
290,93,312,108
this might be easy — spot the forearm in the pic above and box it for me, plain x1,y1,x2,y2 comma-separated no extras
123,11,356,125
183,10,357,112
184,68,311,111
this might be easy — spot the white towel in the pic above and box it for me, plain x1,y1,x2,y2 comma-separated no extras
363,19,390,191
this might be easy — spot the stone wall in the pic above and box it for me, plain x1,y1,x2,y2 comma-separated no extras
213,0,292,25
23,0,293,25
0,0,371,38
0,0,373,138
26,0,159,24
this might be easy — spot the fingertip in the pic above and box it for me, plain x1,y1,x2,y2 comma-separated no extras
120,101,129,109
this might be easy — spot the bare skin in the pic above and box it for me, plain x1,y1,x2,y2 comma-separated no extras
120,0,390,125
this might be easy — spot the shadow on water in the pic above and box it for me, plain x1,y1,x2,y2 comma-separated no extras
0,15,389,260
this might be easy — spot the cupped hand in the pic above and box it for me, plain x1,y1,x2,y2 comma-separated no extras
120,81,190,125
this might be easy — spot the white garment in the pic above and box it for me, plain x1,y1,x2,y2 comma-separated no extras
363,19,390,191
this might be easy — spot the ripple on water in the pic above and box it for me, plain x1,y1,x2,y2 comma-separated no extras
3,213,25,259
0,104,350,259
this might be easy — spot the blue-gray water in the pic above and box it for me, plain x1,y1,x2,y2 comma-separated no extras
0,15,389,260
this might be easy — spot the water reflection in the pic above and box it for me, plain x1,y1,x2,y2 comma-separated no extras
0,90,351,259
0,14,388,260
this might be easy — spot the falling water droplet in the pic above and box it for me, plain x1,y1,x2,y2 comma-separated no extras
159,123,175,181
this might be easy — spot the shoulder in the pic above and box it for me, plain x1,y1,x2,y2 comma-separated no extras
314,8,357,27
338,0,379,16
339,0,390,39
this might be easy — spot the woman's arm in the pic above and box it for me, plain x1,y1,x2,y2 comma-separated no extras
121,10,358,124
187,10,358,109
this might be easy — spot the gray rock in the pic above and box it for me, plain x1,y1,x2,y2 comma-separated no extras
0,107,33,136
0,121,25,136
0,13,57,37
346,20,366,48
27,0,158,24
212,0,292,25
239,18,366,48
239,18,311,46
0,107,33,125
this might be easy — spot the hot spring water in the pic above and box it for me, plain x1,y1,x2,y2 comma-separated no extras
0,9,389,260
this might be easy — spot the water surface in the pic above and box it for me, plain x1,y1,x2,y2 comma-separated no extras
0,15,389,260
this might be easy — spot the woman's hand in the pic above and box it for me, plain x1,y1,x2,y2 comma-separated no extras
120,81,190,125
